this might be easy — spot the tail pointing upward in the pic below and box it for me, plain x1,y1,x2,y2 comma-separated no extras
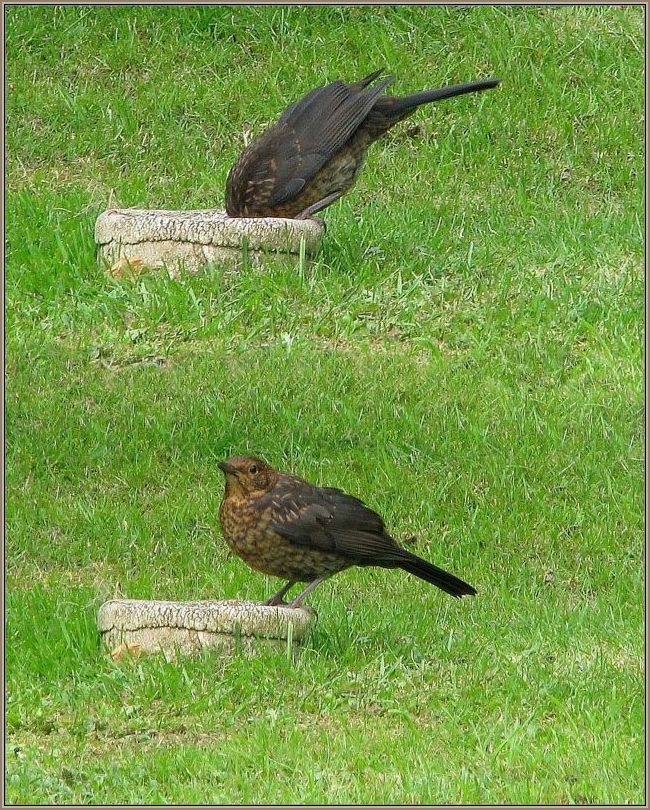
395,77,501,114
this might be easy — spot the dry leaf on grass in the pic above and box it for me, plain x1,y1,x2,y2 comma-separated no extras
110,642,142,660
108,257,149,278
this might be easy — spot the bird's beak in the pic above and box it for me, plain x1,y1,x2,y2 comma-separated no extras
218,460,237,475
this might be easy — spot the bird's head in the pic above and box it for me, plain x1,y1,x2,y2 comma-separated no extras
218,455,276,497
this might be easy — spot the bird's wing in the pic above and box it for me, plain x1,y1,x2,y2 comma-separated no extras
263,479,404,564
276,71,384,126
232,76,394,210
278,76,393,164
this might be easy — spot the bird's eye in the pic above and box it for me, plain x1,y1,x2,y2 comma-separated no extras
248,464,258,475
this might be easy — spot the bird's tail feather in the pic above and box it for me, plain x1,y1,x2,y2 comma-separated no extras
397,551,476,598
394,77,500,113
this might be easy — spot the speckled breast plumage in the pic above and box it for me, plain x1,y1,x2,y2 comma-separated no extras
219,495,348,582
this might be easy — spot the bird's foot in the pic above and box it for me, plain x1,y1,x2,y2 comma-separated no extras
262,580,297,607
295,213,327,233
287,597,306,609
263,596,288,607
288,598,318,621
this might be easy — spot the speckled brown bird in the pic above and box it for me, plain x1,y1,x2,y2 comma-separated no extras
225,71,500,219
218,455,476,608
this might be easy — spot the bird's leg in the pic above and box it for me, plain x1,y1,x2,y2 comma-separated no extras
288,576,329,608
296,190,345,220
263,580,296,606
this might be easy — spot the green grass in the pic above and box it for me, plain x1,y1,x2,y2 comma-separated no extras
5,4,644,804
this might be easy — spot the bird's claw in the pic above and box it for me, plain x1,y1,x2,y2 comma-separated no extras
263,597,288,607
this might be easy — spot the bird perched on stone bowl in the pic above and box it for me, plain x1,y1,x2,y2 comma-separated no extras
218,455,476,608
225,70,500,220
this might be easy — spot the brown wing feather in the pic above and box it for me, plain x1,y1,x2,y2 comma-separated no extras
226,75,393,215
262,477,405,564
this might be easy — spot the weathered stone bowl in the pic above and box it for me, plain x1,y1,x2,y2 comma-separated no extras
98,599,316,660
95,208,324,275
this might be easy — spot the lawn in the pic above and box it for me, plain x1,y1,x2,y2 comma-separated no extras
5,4,644,805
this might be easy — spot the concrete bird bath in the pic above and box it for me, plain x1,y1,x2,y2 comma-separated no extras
98,599,316,661
95,208,325,275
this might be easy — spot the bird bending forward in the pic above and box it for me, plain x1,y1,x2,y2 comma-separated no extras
225,71,500,219
218,455,476,608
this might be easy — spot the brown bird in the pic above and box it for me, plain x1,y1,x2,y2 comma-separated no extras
225,71,500,220
218,455,476,608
